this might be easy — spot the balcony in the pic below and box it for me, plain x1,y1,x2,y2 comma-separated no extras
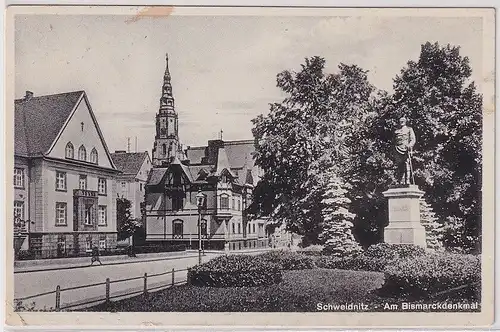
73,189,98,197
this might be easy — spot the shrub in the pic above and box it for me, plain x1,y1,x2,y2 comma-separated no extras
258,250,316,270
365,243,426,260
379,252,481,300
187,255,282,287
296,245,325,257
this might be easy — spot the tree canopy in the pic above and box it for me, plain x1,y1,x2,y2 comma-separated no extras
250,42,482,252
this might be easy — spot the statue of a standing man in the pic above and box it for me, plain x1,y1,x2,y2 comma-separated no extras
394,117,416,185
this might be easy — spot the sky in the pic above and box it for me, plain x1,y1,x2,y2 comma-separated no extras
15,13,484,154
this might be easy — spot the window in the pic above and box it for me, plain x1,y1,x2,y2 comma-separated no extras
13,168,24,188
248,224,250,234
79,175,87,190
55,202,67,226
172,194,183,211
98,178,107,195
13,201,24,220
98,205,107,226
220,195,229,209
232,198,235,210
140,183,143,191
232,222,235,234
65,142,74,159
162,144,167,156
238,223,241,234
56,171,67,191
121,182,126,191
90,148,98,164
85,236,92,252
99,235,107,250
252,224,256,234
173,219,183,239
84,204,94,225
237,199,241,211
78,145,87,161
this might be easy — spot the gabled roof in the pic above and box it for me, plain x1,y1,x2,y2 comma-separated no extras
15,91,84,156
111,151,149,176
14,90,117,170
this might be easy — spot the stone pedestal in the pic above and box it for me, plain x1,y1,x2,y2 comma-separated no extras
382,185,427,248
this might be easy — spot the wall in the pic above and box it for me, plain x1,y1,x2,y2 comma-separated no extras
47,97,114,169
41,159,117,233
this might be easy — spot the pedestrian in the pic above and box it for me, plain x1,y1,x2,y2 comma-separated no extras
91,245,102,265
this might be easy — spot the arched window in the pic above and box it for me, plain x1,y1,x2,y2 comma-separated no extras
90,148,98,164
162,144,167,156
172,219,183,239
65,142,74,159
78,145,87,161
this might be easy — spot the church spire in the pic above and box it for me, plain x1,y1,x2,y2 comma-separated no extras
159,53,174,113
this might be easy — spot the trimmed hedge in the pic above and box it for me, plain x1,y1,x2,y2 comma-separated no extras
365,243,426,260
187,255,282,287
258,250,316,270
379,252,481,300
314,243,427,272
296,245,325,257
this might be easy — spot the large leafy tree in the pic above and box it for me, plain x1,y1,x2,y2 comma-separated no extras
390,42,482,252
250,57,375,246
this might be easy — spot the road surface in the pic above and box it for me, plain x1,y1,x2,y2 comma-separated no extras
14,253,219,311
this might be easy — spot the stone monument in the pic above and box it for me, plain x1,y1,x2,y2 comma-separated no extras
383,117,427,247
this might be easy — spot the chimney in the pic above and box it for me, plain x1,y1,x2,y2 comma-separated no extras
25,91,34,100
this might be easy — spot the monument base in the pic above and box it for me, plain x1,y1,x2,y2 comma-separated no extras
382,185,427,248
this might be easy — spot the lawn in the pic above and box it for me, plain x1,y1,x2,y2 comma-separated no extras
86,268,385,312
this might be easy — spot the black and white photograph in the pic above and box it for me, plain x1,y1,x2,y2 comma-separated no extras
6,6,495,327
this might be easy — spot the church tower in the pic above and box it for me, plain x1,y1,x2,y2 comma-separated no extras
152,54,184,166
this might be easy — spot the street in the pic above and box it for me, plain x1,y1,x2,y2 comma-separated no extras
14,253,220,311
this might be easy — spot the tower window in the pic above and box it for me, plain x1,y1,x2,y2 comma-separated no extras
162,144,167,156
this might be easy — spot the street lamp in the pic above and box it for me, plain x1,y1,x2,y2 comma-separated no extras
195,190,206,265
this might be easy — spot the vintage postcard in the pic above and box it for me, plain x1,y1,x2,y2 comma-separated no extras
4,5,495,328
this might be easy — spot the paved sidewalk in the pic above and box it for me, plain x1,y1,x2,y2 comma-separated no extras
14,251,204,273
14,247,274,274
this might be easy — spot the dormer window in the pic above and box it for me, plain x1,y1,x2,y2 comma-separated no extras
65,142,74,159
90,148,98,164
78,145,87,161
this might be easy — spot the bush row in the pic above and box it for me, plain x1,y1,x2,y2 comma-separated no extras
257,251,316,270
379,252,481,300
187,255,282,287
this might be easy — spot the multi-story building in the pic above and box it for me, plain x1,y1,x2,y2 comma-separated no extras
14,90,121,258
111,151,152,219
144,54,268,250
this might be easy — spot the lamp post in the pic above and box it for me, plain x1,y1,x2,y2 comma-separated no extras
195,190,206,265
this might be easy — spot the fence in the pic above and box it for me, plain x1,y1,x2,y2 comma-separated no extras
14,266,190,311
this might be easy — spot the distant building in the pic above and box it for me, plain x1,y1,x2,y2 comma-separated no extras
110,151,152,219
14,90,121,258
144,54,268,250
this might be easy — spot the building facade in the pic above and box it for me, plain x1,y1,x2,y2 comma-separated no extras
14,90,121,258
144,55,268,250
111,151,152,219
